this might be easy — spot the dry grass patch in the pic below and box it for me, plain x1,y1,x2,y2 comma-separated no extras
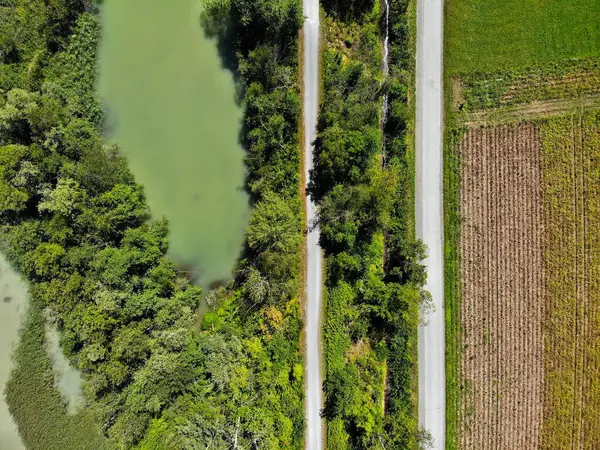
540,113,600,450
453,59,600,112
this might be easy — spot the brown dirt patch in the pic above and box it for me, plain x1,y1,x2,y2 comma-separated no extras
459,124,545,449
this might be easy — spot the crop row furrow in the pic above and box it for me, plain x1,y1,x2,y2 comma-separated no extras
460,124,544,449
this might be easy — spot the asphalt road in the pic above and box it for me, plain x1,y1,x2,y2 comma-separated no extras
415,0,446,448
302,0,323,449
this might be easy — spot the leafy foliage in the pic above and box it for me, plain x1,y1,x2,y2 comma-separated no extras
1,0,304,448
315,1,425,448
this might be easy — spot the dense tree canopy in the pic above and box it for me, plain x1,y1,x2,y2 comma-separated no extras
0,0,424,447
0,0,305,448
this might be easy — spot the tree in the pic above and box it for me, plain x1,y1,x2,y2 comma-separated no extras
203,0,302,57
45,118,101,160
0,89,36,145
0,144,31,213
75,143,133,194
322,0,375,21
315,125,376,193
31,242,65,279
26,95,66,138
416,427,434,449
38,177,86,217
92,183,149,241
247,191,300,254
111,323,150,364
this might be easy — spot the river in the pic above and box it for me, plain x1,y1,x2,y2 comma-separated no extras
98,0,249,287
0,254,26,450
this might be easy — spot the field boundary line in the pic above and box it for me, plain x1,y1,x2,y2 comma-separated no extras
463,95,600,126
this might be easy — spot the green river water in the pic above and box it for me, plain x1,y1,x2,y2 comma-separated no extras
98,0,248,287
0,255,26,450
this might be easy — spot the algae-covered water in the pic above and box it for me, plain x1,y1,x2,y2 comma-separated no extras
44,319,84,415
0,254,26,450
98,0,248,286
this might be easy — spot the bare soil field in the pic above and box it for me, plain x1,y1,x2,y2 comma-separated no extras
459,124,545,450
457,113,600,450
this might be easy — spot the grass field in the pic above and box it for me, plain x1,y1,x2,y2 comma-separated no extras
445,0,600,74
6,304,110,450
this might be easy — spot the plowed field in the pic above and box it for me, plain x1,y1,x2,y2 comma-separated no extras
459,124,544,449
458,113,600,449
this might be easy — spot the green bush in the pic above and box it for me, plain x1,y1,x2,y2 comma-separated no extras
316,1,424,448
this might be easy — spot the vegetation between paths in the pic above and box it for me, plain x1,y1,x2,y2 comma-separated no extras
313,0,426,448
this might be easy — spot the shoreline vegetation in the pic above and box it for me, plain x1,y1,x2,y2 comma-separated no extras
1,0,306,448
314,0,425,448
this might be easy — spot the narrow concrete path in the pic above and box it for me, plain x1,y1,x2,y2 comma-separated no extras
302,0,323,449
415,0,446,448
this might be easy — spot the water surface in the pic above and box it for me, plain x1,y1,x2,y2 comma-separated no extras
44,319,84,415
98,0,248,286
0,254,26,450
